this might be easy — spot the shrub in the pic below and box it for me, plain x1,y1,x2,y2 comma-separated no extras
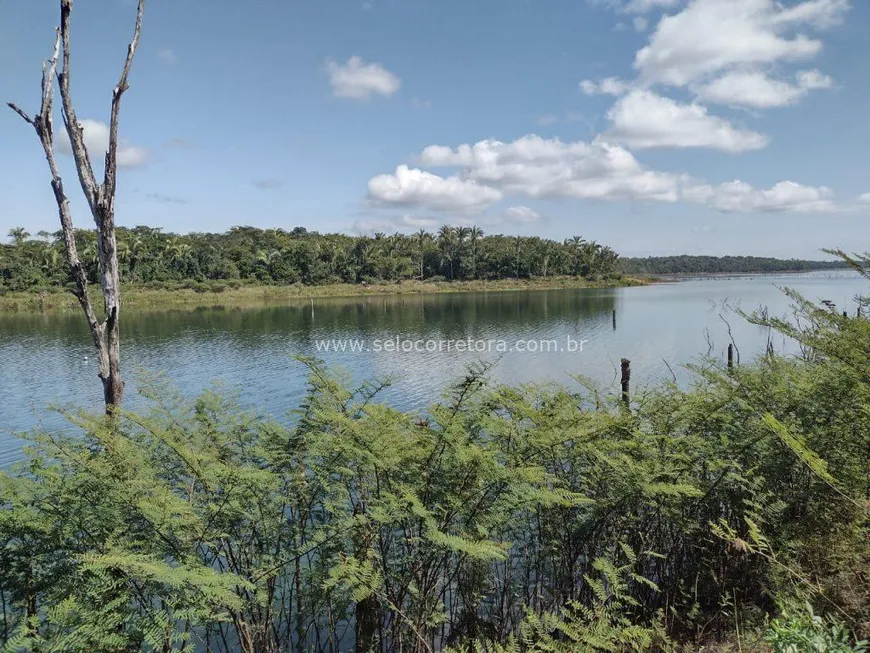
766,602,868,653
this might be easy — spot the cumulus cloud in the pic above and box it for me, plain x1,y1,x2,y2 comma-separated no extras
367,165,503,213
696,69,833,108
371,134,838,215
604,90,769,152
504,206,543,223
326,56,400,100
635,0,848,87
56,119,148,168
580,77,630,96
417,135,681,203
684,180,836,212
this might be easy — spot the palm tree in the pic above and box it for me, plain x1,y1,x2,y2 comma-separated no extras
81,241,99,282
415,229,433,279
469,226,484,279
41,246,61,277
7,227,29,246
437,225,459,280
565,236,586,276
353,238,375,282
164,239,193,275
117,241,132,280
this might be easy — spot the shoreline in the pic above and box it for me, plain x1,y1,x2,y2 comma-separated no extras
0,276,648,313
642,268,851,280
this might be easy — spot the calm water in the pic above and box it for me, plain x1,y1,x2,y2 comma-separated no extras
0,270,864,465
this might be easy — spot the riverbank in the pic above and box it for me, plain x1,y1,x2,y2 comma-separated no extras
0,276,647,312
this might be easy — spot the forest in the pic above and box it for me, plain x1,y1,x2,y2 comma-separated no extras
621,255,846,276
0,255,868,652
0,226,620,293
1,227,845,297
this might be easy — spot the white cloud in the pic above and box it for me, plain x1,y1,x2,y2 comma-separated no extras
635,0,848,87
374,134,838,215
326,56,400,100
797,69,835,89
367,165,502,213
419,144,474,167
504,206,543,223
56,119,148,168
580,77,630,96
684,179,835,212
858,193,870,204
696,69,833,108
418,135,681,203
157,48,176,65
771,0,851,28
604,90,769,152
633,16,649,31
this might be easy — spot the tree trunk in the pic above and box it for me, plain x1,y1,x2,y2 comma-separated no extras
355,595,379,653
8,0,143,413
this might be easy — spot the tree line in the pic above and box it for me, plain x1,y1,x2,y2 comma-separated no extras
0,225,621,292
621,254,847,275
1,258,868,651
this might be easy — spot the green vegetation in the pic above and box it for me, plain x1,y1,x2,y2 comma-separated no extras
620,255,847,276
1,255,868,652
0,226,620,295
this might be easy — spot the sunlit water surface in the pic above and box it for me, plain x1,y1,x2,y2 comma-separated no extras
0,270,864,465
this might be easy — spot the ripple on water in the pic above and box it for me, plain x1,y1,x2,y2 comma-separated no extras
0,272,865,466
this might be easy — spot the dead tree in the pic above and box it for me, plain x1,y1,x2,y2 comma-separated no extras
8,0,145,412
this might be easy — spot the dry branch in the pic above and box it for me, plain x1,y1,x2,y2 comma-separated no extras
7,0,146,411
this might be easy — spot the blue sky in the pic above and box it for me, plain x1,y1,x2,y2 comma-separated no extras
1,0,867,257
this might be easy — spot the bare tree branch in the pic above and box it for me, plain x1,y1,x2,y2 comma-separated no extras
105,0,144,198
7,103,33,125
7,0,145,412
58,0,99,216
6,27,107,377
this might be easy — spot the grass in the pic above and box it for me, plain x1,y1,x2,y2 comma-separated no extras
0,276,647,313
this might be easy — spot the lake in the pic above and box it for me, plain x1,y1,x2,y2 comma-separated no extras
0,270,864,465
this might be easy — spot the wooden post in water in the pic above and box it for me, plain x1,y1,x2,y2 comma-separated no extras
620,358,631,407
727,344,734,370
612,309,617,330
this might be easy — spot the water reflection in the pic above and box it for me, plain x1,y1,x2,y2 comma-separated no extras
0,271,864,465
